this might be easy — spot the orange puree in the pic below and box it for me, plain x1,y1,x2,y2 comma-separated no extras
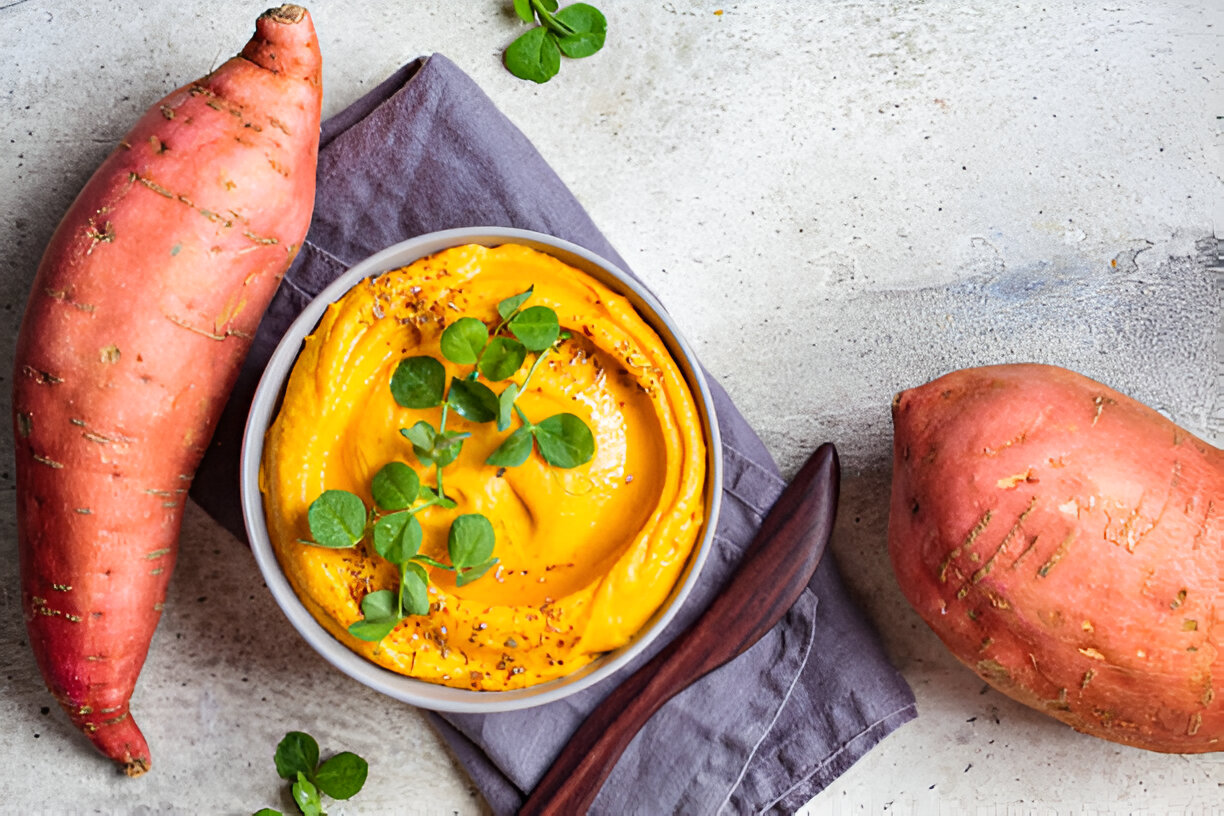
260,244,706,690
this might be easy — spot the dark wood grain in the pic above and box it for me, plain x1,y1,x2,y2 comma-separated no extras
519,443,840,816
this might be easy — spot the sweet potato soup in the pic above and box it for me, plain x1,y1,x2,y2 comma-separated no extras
260,243,707,690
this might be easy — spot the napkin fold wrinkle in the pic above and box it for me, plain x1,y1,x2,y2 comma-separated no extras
192,53,915,815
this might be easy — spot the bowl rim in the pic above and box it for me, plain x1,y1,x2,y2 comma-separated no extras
240,226,723,713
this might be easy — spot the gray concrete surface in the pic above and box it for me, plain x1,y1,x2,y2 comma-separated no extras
2,1,1221,813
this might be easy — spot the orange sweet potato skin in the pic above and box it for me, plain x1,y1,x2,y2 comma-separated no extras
889,363,1224,753
11,6,321,775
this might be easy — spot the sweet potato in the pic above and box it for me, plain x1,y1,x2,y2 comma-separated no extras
889,363,1224,752
12,6,322,775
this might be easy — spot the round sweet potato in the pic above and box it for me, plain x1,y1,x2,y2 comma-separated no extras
889,363,1224,753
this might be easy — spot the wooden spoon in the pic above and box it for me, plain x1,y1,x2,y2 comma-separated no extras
519,442,840,815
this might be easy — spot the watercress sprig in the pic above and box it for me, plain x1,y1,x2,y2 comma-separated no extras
300,287,595,644
505,0,607,84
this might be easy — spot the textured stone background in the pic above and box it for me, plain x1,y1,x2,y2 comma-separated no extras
1,1,1221,813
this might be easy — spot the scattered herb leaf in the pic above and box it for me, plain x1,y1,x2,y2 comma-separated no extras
478,336,527,381
508,305,561,351
314,751,370,801
306,491,367,549
401,561,431,616
292,772,323,816
371,461,420,511
274,732,319,782
504,0,605,83
372,511,423,563
554,3,606,58
449,514,496,568
497,382,519,432
440,316,488,365
448,377,499,423
535,412,596,468
390,356,445,408
262,731,369,815
486,424,535,468
457,556,500,587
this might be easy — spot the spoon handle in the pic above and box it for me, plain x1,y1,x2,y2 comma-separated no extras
519,443,840,816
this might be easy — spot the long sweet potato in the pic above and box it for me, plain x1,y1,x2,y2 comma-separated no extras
12,6,322,775
889,363,1224,752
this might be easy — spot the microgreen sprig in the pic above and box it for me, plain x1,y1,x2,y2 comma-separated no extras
300,287,595,643
505,0,607,84
253,731,369,816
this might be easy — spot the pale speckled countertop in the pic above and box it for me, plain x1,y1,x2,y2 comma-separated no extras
1,2,1222,814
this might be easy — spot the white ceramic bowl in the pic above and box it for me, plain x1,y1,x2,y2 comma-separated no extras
240,227,722,713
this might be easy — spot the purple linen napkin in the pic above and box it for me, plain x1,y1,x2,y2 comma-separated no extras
192,54,915,815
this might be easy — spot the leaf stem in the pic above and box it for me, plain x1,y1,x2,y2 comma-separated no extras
530,0,575,37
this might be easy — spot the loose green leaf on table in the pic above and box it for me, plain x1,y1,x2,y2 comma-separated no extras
293,772,323,816
504,0,606,83
505,23,561,84
261,730,369,814
314,751,370,801
274,732,320,782
554,3,606,58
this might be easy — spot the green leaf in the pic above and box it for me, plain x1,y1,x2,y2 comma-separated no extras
347,616,400,642
432,430,468,468
448,514,496,569
497,287,533,320
456,557,499,587
371,462,420,510
307,490,367,549
314,751,369,800
390,356,445,409
359,589,399,622
555,3,607,58
293,772,323,816
274,732,319,782
348,588,401,641
505,26,561,84
252,809,283,816
372,512,422,564
508,305,561,352
534,413,596,468
401,421,438,467
401,421,436,450
401,561,431,616
411,553,453,571
478,337,527,381
448,378,499,423
486,425,534,468
440,317,488,365
513,0,534,23
539,0,559,10
497,383,519,431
